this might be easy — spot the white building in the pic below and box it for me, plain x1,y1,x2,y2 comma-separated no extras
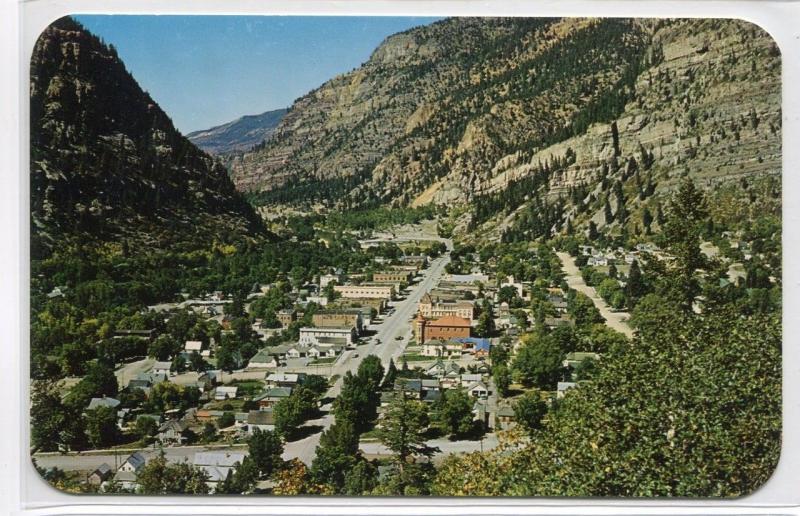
193,451,246,487
299,326,356,347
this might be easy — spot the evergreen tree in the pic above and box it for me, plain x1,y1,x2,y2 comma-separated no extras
252,428,290,478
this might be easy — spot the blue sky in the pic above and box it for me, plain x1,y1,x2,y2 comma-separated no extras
73,15,441,133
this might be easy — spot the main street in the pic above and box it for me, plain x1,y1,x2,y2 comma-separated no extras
282,240,452,464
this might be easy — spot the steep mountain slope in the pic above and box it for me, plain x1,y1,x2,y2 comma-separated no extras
231,17,780,237
187,108,287,155
30,17,265,258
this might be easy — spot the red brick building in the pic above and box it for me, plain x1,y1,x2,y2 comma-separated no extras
414,315,471,344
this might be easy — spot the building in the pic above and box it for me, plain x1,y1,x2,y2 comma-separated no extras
333,285,394,300
247,349,281,369
184,340,203,353
373,271,413,284
265,372,306,388
113,452,146,489
557,381,578,398
254,387,293,409
246,410,276,434
158,419,190,444
496,405,516,430
466,381,490,399
312,310,364,334
152,361,172,376
214,386,238,401
276,309,297,328
418,293,474,320
299,326,356,347
414,315,471,344
87,463,112,486
193,451,246,487
86,397,121,411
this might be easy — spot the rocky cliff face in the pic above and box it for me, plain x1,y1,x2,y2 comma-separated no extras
231,17,780,234
187,108,287,155
30,17,265,257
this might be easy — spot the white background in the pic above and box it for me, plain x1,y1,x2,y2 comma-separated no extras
1,0,798,515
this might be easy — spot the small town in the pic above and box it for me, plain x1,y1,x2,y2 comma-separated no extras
28,15,782,498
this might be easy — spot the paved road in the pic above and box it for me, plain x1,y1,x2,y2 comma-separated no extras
281,244,452,465
33,443,247,473
556,252,634,338
360,433,499,463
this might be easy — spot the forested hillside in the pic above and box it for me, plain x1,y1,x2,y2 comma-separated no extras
30,17,265,259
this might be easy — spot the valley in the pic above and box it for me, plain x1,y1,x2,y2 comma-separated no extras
29,15,781,499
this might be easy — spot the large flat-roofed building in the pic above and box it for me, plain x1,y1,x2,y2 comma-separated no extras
414,315,471,344
418,293,474,320
299,326,356,347
312,310,364,334
333,284,394,300
329,297,387,313
372,271,413,284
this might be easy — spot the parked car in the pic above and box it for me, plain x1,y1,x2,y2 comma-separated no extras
394,335,404,341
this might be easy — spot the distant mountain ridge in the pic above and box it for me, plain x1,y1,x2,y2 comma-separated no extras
30,17,266,257
187,108,288,155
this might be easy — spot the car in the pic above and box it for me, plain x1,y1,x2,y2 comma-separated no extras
374,339,382,345
394,335,404,341
352,353,359,358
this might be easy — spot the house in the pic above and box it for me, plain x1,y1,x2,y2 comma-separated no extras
184,340,203,353
265,372,306,388
158,419,189,444
127,377,153,393
426,359,460,379
193,451,246,486
284,345,305,359
496,405,516,430
247,349,281,369
557,381,578,398
307,345,342,359
414,315,471,344
247,410,276,434
152,361,172,376
472,399,489,428
459,373,483,386
466,381,489,399
421,339,448,358
394,378,423,399
87,463,113,486
114,451,146,489
214,386,238,401
253,387,293,409
86,397,121,411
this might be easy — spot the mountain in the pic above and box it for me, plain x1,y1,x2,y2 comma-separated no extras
30,17,265,258
187,108,287,155
230,17,780,238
